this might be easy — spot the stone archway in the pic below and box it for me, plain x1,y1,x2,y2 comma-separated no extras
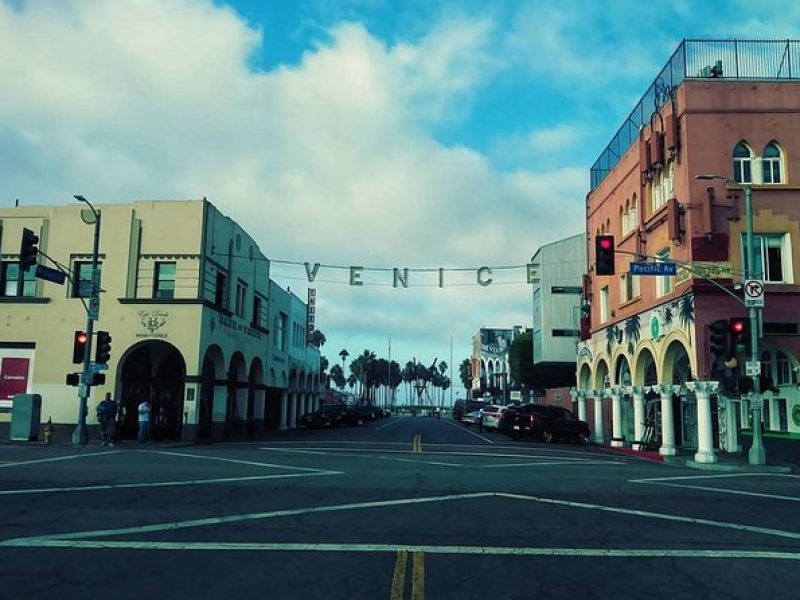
199,345,224,441
118,340,187,441
226,351,247,436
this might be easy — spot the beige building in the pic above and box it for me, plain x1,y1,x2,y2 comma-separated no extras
0,199,321,442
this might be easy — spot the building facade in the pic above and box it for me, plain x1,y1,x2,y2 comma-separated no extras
471,327,523,400
0,199,321,442
576,40,800,462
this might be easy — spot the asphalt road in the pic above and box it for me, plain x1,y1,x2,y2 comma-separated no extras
1,415,799,600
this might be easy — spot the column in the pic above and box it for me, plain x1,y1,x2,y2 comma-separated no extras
288,393,297,429
631,386,646,450
654,383,678,456
610,387,624,447
569,388,587,423
591,389,604,444
688,381,720,464
279,391,288,431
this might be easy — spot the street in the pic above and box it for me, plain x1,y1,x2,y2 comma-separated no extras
1,415,799,600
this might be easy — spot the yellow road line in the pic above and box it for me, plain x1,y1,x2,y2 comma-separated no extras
390,550,408,600
417,435,423,453
412,551,425,600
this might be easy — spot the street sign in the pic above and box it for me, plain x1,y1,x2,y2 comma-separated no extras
745,361,761,377
750,396,763,410
510,390,521,401
744,279,765,308
34,264,66,285
88,297,100,320
630,261,677,276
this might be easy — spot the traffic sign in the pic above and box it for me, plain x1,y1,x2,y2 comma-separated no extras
745,361,761,377
744,279,765,308
35,264,66,285
630,261,677,276
88,297,100,320
750,396,763,410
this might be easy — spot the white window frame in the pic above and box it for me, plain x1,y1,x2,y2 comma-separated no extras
733,142,753,185
761,142,784,185
600,285,610,323
742,233,793,284
656,249,673,297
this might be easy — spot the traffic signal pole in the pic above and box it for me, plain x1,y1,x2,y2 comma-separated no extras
71,198,101,448
744,184,766,465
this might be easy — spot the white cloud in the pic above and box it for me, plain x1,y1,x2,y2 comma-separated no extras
0,0,584,366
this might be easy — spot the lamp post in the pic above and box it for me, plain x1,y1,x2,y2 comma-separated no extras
71,194,101,447
696,174,765,465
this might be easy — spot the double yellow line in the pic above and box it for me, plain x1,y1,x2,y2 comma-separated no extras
390,550,425,600
412,434,423,453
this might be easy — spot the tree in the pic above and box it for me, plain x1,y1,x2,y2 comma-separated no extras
350,349,376,403
459,358,472,392
310,330,326,348
339,348,349,373
330,364,346,389
509,330,535,386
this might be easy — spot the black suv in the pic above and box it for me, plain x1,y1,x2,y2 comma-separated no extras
299,404,350,428
506,404,590,444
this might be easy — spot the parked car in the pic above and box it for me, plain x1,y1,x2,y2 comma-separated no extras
479,405,506,431
454,399,486,422
506,404,590,444
299,404,350,428
348,404,380,425
461,409,483,427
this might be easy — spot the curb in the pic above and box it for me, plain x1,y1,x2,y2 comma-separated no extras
596,444,665,463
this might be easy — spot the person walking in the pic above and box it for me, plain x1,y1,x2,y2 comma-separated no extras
138,398,152,443
96,392,118,447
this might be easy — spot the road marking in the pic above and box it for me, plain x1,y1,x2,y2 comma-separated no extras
376,417,409,432
411,434,423,453
412,551,425,600
443,419,495,444
632,480,800,502
390,550,407,600
5,540,800,560
143,450,329,473
478,460,621,468
0,451,121,468
262,446,610,462
2,492,497,545
392,458,462,467
0,471,341,496
499,492,800,541
631,473,800,483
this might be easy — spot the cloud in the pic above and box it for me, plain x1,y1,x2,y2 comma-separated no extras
0,0,584,366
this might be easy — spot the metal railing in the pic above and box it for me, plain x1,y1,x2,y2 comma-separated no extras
590,39,800,191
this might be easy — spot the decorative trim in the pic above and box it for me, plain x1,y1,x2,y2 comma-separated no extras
0,297,51,304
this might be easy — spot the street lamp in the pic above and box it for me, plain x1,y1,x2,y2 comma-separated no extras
695,174,766,465
71,194,102,447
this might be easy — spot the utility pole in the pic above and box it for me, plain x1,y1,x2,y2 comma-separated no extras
71,195,101,447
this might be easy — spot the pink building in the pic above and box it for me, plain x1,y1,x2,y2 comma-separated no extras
575,40,800,463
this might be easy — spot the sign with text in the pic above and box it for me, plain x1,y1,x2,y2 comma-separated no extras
0,357,30,407
630,261,677,276
744,279,765,308
306,288,316,343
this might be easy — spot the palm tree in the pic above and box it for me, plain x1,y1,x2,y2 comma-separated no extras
339,349,349,375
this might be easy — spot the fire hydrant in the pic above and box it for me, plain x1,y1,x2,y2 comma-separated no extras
43,418,55,445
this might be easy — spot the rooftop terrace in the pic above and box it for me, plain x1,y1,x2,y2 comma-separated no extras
590,39,800,191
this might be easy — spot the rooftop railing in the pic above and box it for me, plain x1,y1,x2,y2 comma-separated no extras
590,39,800,191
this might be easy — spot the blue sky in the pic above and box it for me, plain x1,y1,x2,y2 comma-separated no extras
2,0,799,394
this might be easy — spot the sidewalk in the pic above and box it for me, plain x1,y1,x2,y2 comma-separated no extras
598,444,797,474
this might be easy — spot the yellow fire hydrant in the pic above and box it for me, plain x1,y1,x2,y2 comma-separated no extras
43,418,55,445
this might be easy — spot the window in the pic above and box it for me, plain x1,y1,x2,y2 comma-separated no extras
620,273,640,303
743,233,792,283
153,262,176,299
551,329,580,337
550,286,582,294
274,312,287,351
733,142,753,184
235,280,247,318
252,295,264,328
1,262,36,297
656,249,673,297
214,271,227,308
651,163,674,213
762,142,783,184
600,285,610,323
73,261,101,298
775,351,797,386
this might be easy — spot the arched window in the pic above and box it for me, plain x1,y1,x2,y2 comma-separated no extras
619,205,625,236
630,193,638,230
762,142,783,184
733,142,753,184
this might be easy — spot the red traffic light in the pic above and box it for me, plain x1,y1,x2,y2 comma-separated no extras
76,332,88,344
730,320,745,334
599,238,613,250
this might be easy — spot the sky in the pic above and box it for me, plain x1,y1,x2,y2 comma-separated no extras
2,0,799,390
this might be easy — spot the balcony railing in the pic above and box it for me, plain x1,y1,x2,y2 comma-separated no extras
590,39,800,191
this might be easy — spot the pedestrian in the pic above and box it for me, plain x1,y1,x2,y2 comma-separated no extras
96,392,118,447
138,398,152,443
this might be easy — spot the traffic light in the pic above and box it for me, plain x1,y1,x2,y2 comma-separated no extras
95,330,112,364
19,227,39,272
595,235,615,275
66,373,80,386
91,373,106,386
72,330,88,364
709,320,728,356
729,318,750,356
